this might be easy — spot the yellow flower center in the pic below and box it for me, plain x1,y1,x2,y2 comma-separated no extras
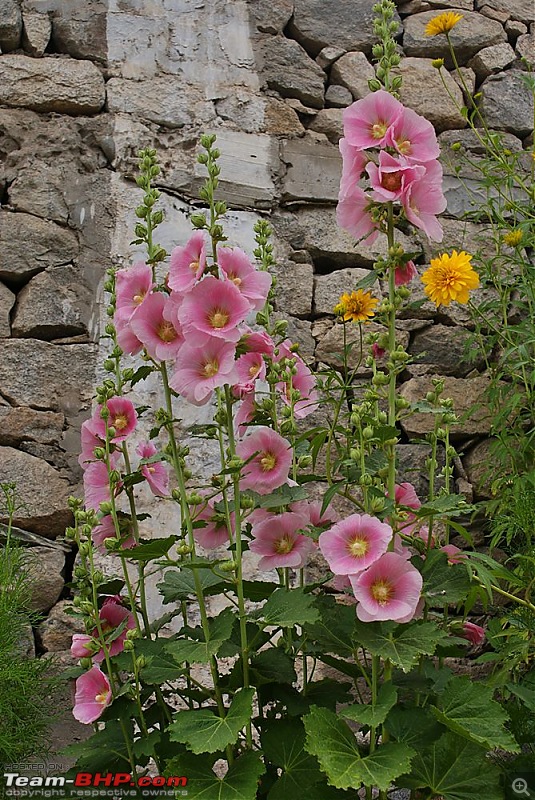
227,272,242,287
260,452,277,472
371,121,388,139
274,535,294,554
249,363,261,378
209,308,230,329
371,579,393,605
95,691,109,705
157,320,178,343
335,290,379,323
202,359,219,377
189,259,200,273
113,414,129,430
133,292,146,305
347,536,369,558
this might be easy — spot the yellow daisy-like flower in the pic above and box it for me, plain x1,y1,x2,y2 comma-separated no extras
334,289,379,323
421,251,479,307
502,229,523,247
425,11,463,36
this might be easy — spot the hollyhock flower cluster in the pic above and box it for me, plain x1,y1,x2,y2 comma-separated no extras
249,512,315,570
319,512,423,623
337,89,446,245
71,596,136,664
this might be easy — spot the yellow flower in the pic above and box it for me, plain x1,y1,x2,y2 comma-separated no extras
502,229,523,247
421,251,479,307
334,290,379,323
425,11,463,36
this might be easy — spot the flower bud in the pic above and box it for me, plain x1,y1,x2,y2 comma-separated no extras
432,58,444,69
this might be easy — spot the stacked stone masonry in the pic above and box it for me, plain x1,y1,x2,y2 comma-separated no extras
0,0,533,643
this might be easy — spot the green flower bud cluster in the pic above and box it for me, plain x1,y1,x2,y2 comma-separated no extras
371,0,402,93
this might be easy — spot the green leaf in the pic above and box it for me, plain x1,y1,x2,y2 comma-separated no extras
354,269,380,290
321,481,345,517
257,588,319,628
397,731,503,799
130,365,153,387
418,493,473,516
158,568,225,603
304,706,414,791
419,550,472,606
168,687,254,754
386,706,444,749
353,620,448,673
256,483,308,508
165,751,264,800
135,639,184,684
250,648,297,685
305,678,353,711
262,719,322,799
165,608,234,664
126,535,176,561
240,580,280,602
63,721,133,774
506,682,535,712
432,675,520,752
341,683,397,728
305,595,356,656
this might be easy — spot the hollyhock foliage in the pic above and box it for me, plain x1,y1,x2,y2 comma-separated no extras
73,666,112,724
249,512,315,570
319,513,393,575
236,426,293,494
350,552,423,623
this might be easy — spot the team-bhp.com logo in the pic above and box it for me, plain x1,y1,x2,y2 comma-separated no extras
3,773,188,797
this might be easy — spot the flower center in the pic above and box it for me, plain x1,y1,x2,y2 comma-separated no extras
371,579,394,605
396,138,412,155
208,308,230,329
133,292,146,305
202,359,219,378
260,452,277,472
435,265,457,286
249,363,261,378
274,535,294,554
348,536,369,558
113,414,129,430
95,691,109,705
371,121,388,139
157,320,178,343
189,259,200,273
227,272,242,287
381,172,402,192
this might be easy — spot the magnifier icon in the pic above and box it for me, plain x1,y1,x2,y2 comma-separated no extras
512,778,531,797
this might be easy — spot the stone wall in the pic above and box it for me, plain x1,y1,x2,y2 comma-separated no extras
0,0,533,624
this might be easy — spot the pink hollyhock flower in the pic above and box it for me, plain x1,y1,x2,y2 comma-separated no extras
394,260,417,286
168,231,207,294
343,90,404,151
350,552,423,623
290,499,339,529
249,512,315,570
194,494,235,549
136,441,169,497
92,396,137,444
83,461,111,511
372,342,386,359
218,246,272,312
366,151,425,203
332,574,355,593
238,326,275,357
461,621,486,647
79,418,108,470
129,292,183,362
169,338,238,405
441,544,467,564
115,262,153,319
339,137,368,197
337,185,379,245
71,633,95,660
93,596,136,662
275,340,319,419
73,666,112,724
179,275,250,345
388,105,440,164
235,388,257,434
319,513,393,575
402,160,446,242
92,515,135,554
395,483,421,511
235,351,266,389
114,311,144,356
236,427,292,495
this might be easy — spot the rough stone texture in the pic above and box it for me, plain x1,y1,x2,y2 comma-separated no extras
1,339,96,413
272,313,316,362
48,0,107,63
475,0,535,24
479,71,535,137
315,320,410,372
263,97,304,136
468,42,516,78
16,623,36,658
452,66,477,97
9,163,70,224
0,407,65,447
271,261,315,318
0,212,79,286
22,10,51,56
0,448,72,537
400,374,494,438
324,85,353,109
463,438,495,498
273,207,420,268
516,32,535,65
23,546,65,612
404,10,507,65
0,282,15,337
316,45,346,69
249,0,294,34
0,0,22,51
288,0,401,56
421,217,496,263
330,51,376,100
505,18,528,38
281,138,341,202
106,78,206,129
314,268,381,315
0,55,106,115
397,58,466,131
12,265,92,340
479,3,510,23
259,36,326,109
408,324,483,377
38,600,84,653
396,443,446,500
308,108,344,144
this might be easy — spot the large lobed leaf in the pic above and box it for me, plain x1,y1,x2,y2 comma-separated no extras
165,752,264,800
169,688,254,754
352,620,449,673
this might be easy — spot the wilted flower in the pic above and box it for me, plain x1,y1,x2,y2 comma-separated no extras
461,620,486,647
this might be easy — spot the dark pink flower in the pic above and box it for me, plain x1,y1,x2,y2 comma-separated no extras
395,483,421,511
238,326,275,357
83,461,111,511
336,185,379,245
136,441,169,497
169,338,238,405
115,262,153,319
114,311,144,356
79,418,108,470
343,90,404,151
179,275,250,345
290,499,339,529
92,397,137,444
235,388,257,434
441,544,467,564
235,351,266,389
93,597,136,662
388,105,440,164
371,342,386,359
236,427,292,495
71,634,95,660
319,513,392,575
461,621,486,647
339,137,368,197
249,512,315,570
92,514,135,554
73,666,112,724
366,151,425,203
350,552,423,623
394,260,417,286
129,292,183,362
168,231,207,294
218,246,272,312
194,494,234,549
